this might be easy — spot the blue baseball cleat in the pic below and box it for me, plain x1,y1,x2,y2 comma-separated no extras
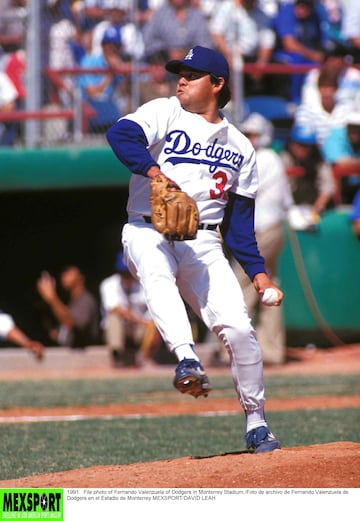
245,426,281,453
173,358,211,398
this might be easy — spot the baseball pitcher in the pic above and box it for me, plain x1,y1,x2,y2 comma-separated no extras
107,46,282,453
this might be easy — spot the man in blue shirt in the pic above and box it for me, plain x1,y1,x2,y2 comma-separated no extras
272,0,327,102
321,111,360,204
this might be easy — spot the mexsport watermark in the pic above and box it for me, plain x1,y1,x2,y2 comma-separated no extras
0,489,63,520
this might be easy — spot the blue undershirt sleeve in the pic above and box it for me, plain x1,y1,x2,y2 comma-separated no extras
106,119,159,176
220,193,266,281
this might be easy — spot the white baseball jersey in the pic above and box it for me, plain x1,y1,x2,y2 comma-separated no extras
121,96,259,223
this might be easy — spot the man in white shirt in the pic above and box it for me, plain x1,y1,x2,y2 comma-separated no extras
341,0,360,61
100,251,161,367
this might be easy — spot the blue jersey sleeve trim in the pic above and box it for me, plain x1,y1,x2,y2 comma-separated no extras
106,119,159,176
220,193,266,281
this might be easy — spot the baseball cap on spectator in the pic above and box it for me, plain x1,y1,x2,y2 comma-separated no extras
101,26,122,45
290,124,317,145
240,113,274,148
165,46,230,81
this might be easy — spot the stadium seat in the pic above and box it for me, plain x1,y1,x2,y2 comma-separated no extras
243,95,295,148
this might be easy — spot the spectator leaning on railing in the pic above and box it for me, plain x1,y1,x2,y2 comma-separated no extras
76,26,126,131
281,124,335,218
294,64,351,147
209,0,276,96
300,44,360,108
321,111,360,204
271,0,327,103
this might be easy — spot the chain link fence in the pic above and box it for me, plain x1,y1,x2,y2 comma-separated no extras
1,0,244,148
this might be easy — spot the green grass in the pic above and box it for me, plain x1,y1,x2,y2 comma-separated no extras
0,373,359,480
1,410,359,480
0,373,359,409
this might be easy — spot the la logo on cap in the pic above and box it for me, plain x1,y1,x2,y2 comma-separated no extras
184,49,194,61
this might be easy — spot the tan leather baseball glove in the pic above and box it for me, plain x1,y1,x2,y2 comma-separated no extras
150,173,199,241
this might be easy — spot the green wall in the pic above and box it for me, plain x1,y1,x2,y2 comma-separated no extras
0,147,130,191
1,148,359,345
279,209,360,344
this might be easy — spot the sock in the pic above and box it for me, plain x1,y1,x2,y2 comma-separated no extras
245,408,267,433
174,344,200,362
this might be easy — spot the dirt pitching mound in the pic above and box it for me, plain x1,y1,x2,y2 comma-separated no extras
0,442,359,488
0,345,359,489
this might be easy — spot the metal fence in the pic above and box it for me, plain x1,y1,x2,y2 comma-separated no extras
0,0,271,148
0,1,319,149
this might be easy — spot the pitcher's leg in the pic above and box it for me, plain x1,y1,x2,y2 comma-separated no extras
122,223,194,351
179,251,265,410
197,258,280,451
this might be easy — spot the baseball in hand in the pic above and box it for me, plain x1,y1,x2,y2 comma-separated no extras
261,288,278,306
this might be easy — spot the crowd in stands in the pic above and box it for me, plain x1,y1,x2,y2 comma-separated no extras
1,1,357,198
0,0,359,205
0,2,359,128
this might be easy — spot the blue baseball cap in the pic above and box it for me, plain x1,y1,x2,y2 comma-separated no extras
290,124,317,145
165,46,230,81
115,251,129,272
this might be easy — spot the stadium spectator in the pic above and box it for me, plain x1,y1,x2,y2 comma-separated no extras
271,0,327,103
142,0,214,64
321,111,360,204
318,0,346,51
209,0,275,95
91,0,144,60
47,0,82,108
281,124,335,218
132,0,166,27
0,0,27,53
80,0,116,31
141,0,214,103
300,44,360,108
231,112,293,365
294,64,350,146
341,0,360,62
90,2,146,114
0,0,27,116
100,251,162,367
36,266,100,349
2,48,26,106
0,310,44,358
76,27,125,132
0,69,18,146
